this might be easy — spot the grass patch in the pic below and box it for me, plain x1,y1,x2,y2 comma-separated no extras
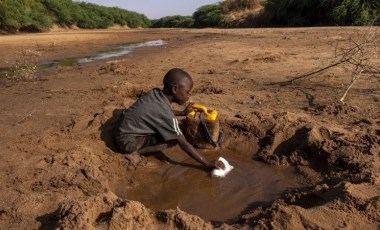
4,49,41,81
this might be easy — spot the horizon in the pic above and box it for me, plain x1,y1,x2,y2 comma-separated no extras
80,0,221,19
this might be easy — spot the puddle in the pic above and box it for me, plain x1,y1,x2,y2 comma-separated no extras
113,141,303,222
44,39,167,66
0,40,167,78
76,39,167,63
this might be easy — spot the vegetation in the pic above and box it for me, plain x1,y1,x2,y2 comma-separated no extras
324,0,379,25
0,0,52,32
152,3,226,28
222,0,261,12
3,49,41,81
264,0,380,26
152,0,379,28
151,0,262,28
0,0,378,32
0,0,151,32
192,4,224,28
151,15,194,28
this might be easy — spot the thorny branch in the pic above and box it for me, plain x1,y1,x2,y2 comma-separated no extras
273,25,380,104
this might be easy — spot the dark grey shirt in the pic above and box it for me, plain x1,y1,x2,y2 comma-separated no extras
117,88,183,141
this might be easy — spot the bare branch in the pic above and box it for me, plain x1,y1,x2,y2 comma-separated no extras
272,25,380,104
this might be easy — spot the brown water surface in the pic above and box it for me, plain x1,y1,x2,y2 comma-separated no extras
114,141,302,222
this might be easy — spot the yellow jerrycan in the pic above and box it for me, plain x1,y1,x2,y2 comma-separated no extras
185,103,222,149
186,103,218,121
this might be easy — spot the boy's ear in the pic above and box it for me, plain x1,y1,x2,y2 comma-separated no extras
171,84,178,95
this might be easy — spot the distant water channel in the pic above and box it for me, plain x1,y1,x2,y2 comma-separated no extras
0,39,167,78
77,39,167,63
45,39,167,67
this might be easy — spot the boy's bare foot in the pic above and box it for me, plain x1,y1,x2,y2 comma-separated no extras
154,151,172,164
124,154,142,166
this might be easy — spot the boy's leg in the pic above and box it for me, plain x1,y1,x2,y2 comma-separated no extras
116,134,176,155
136,137,176,155
137,142,174,155
116,134,144,154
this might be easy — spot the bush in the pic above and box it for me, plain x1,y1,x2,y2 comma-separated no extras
263,0,380,26
222,0,261,12
322,0,377,26
0,0,52,32
41,0,76,26
193,4,224,28
0,0,152,32
263,0,323,26
151,15,194,28
21,0,53,31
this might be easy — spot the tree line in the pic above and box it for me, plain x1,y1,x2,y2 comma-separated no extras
0,0,151,32
152,0,380,28
0,0,379,33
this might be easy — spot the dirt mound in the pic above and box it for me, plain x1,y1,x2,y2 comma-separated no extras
219,108,379,228
98,61,130,75
227,110,379,184
55,192,212,229
237,182,380,229
102,82,153,107
222,111,273,139
220,109,379,184
306,103,360,120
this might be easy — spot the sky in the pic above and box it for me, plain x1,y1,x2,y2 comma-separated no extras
81,0,221,19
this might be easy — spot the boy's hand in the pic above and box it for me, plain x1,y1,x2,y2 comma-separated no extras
183,102,194,115
215,160,225,170
208,160,225,170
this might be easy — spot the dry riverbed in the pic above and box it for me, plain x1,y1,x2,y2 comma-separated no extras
0,27,379,229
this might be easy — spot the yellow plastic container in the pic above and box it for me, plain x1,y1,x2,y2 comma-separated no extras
187,103,218,121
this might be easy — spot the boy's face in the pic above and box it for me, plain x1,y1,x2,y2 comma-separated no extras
173,78,192,105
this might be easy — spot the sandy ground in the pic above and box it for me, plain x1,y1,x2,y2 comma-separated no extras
0,27,379,229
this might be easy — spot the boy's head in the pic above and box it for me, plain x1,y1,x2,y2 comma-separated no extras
163,68,193,105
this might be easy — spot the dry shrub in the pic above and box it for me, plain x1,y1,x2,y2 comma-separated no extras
223,9,262,27
6,49,41,81
222,0,262,12
221,0,268,27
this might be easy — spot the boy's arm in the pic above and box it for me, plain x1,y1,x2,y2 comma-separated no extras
172,103,194,116
172,110,186,116
176,135,224,169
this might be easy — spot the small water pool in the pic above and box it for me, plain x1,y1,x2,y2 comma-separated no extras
112,141,303,222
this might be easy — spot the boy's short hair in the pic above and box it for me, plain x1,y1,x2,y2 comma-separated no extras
163,68,192,92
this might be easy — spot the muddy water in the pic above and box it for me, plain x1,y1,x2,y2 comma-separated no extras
114,140,302,222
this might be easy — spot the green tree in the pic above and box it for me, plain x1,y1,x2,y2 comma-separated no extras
41,0,76,26
263,0,379,26
151,15,194,28
322,0,376,25
193,4,224,28
0,0,52,32
0,0,151,32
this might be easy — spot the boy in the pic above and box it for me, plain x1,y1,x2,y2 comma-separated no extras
115,68,224,170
